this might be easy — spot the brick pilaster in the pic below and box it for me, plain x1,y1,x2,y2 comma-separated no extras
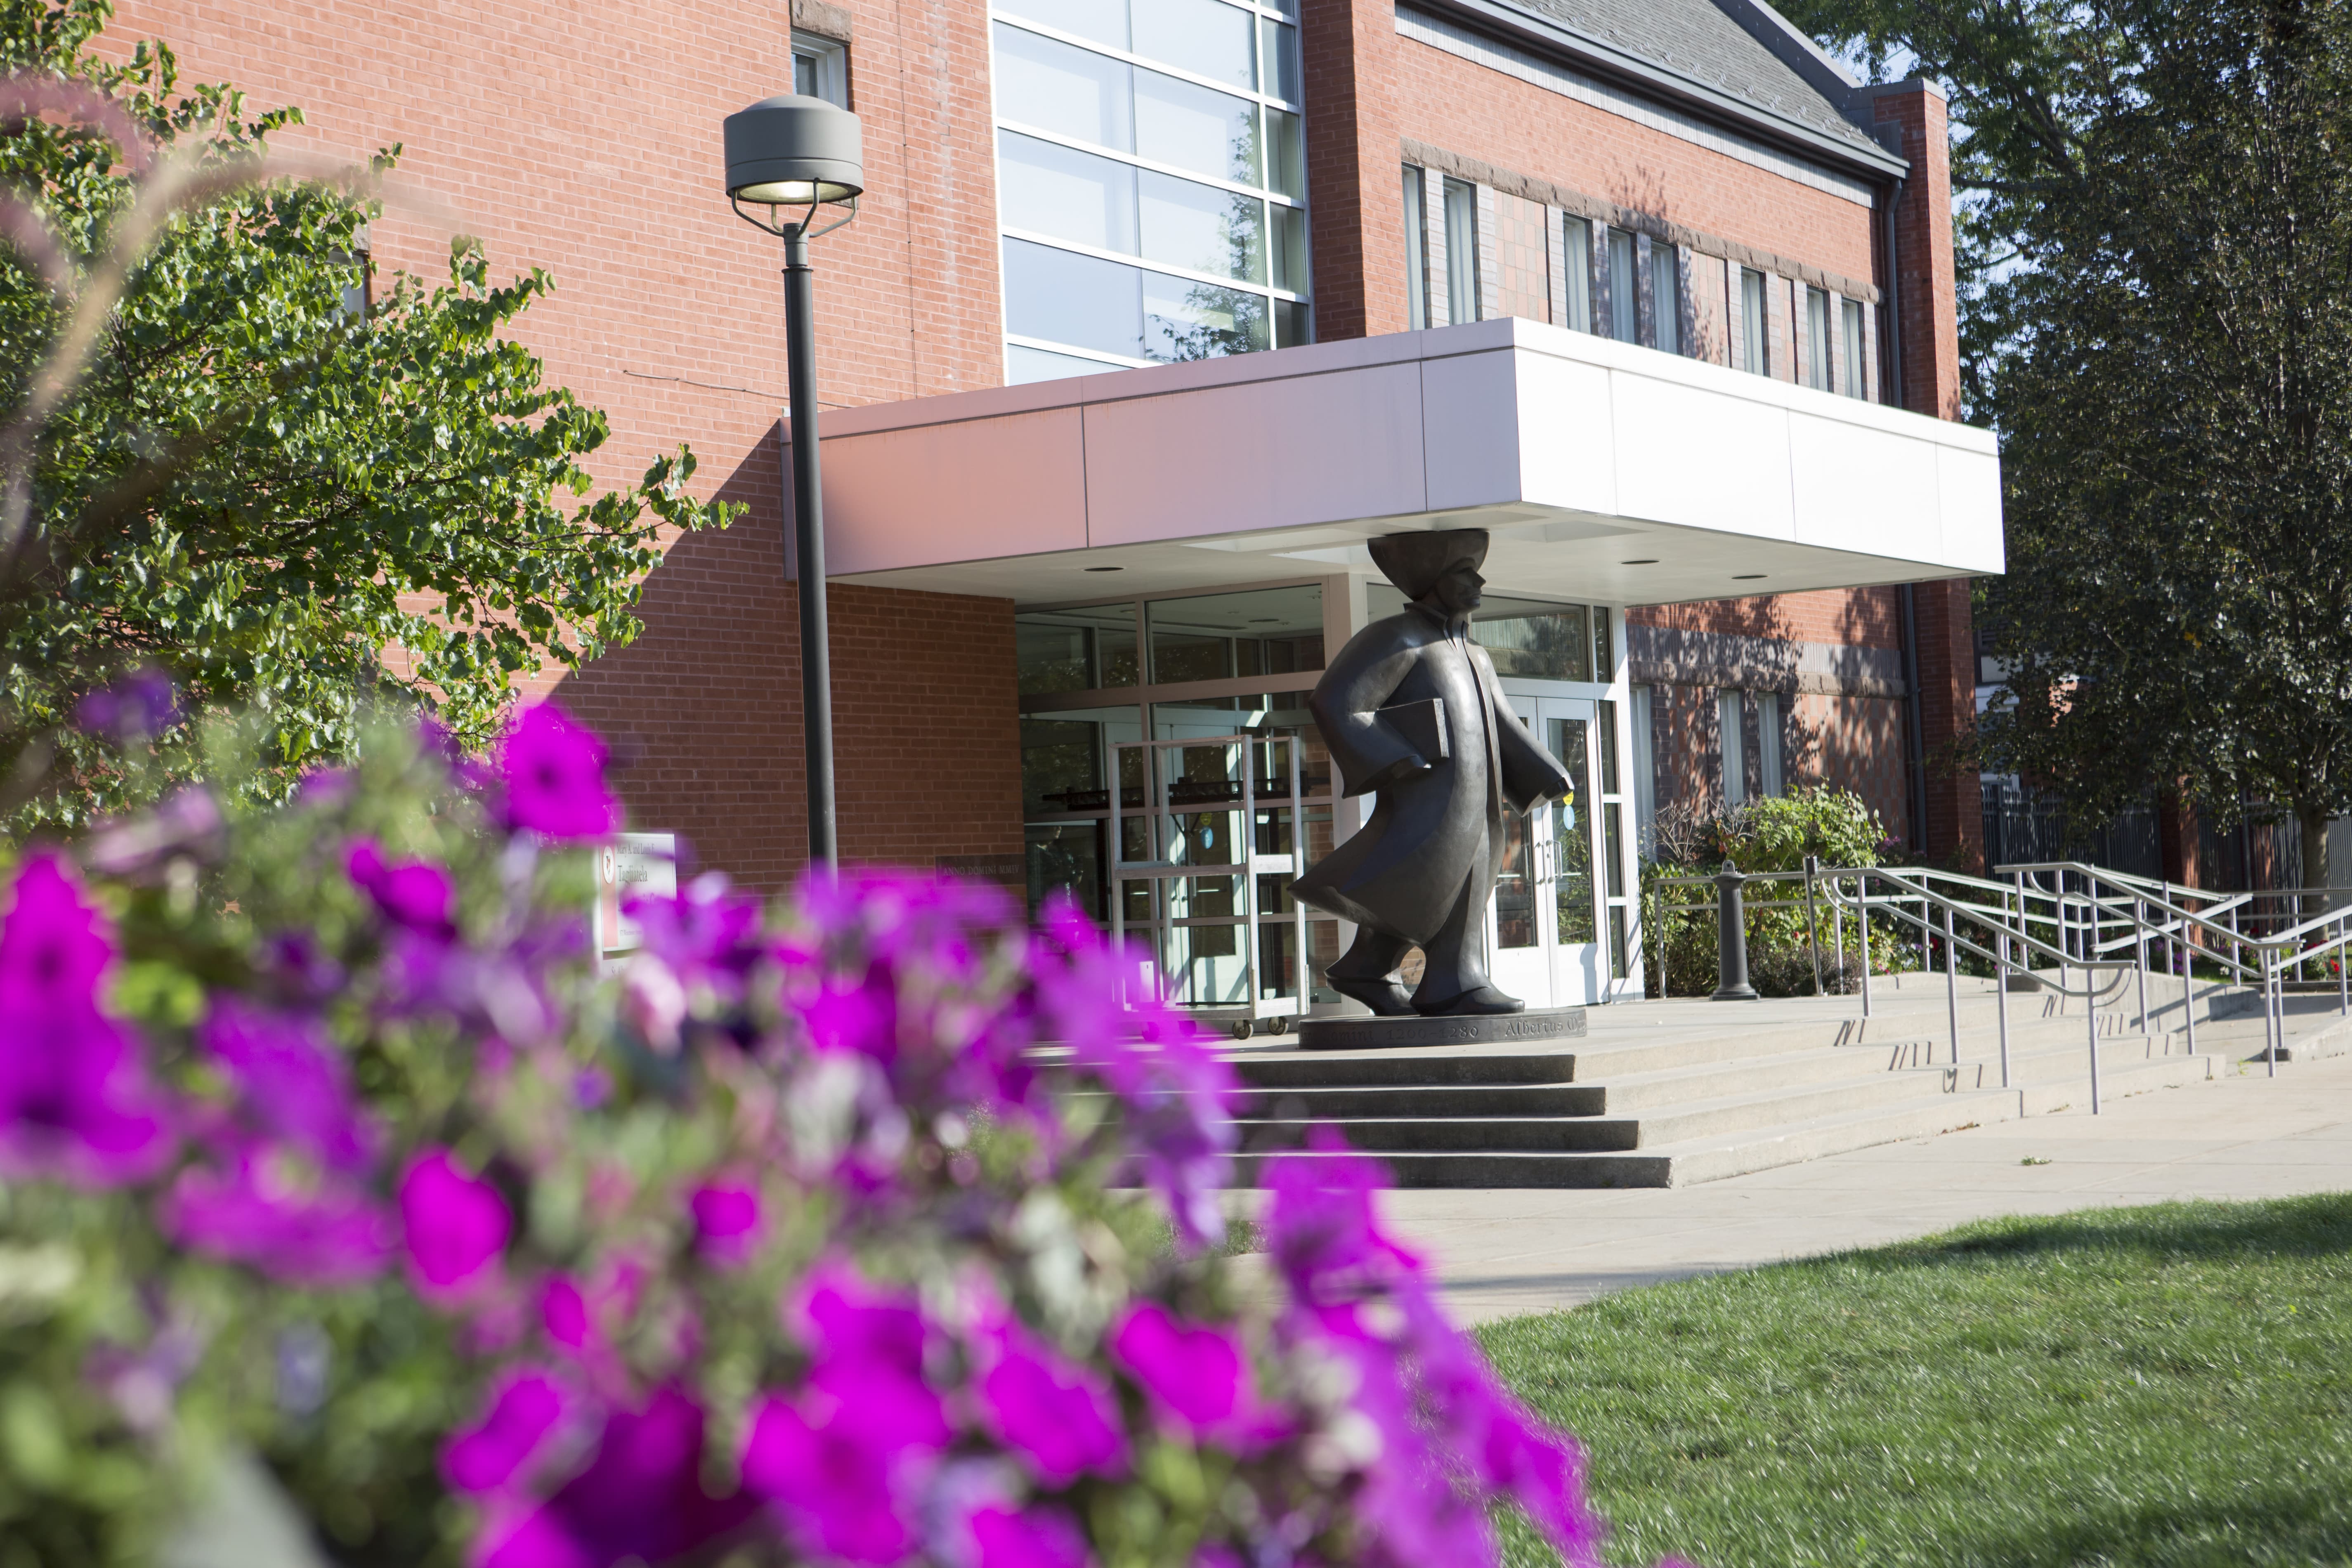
1301,0,1407,340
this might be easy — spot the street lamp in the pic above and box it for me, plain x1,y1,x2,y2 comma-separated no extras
724,93,864,872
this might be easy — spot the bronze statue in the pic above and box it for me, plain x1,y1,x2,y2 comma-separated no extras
1293,529,1575,1017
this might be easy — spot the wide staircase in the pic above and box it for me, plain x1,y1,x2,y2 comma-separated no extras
1226,969,2352,1188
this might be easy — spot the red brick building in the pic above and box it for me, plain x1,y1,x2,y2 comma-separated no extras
108,0,1992,1010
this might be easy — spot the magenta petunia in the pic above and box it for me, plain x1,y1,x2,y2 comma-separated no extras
1108,1303,1278,1451
73,668,177,741
199,999,380,1174
741,1377,950,1566
498,703,621,841
399,1148,511,1299
969,1504,1095,1568
978,1327,1128,1486
443,1370,574,1494
161,1144,395,1286
0,854,171,1186
689,1180,762,1265
345,839,457,937
477,1387,755,1568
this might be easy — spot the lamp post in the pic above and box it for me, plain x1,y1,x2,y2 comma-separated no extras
724,94,864,871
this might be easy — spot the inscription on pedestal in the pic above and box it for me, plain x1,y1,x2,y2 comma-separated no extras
1296,1006,1588,1052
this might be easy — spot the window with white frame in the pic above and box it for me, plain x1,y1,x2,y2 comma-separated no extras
1561,214,1592,333
1403,165,1427,331
1739,267,1768,375
1804,285,1830,390
1441,176,1478,324
1651,240,1680,355
1719,690,1746,805
793,30,849,106
1841,296,1866,398
992,0,1310,385
1606,228,1636,342
1757,691,1783,796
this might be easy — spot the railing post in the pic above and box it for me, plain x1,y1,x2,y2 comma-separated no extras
1944,903,1961,1064
2085,956,2102,1115
2182,912,2198,1058
1858,874,1874,1018
1711,862,1760,1002
2339,912,2347,1017
2054,875,2070,1014
1831,873,1846,993
1654,882,1668,1000
2133,896,2149,1035
1802,855,1825,997
2264,950,2279,1077
1996,885,2013,1089
1919,888,1932,979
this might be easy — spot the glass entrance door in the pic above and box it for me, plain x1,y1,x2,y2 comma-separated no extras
1489,697,1607,1006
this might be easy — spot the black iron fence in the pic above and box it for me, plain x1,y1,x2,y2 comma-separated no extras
1980,778,2305,895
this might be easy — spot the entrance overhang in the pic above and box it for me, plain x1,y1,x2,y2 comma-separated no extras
804,316,2001,607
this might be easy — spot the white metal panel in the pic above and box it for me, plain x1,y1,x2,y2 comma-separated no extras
1419,349,1523,512
1936,442,2007,574
1608,366,1797,539
1081,361,1427,548
817,406,1089,576
1512,346,1620,518
1786,406,1942,560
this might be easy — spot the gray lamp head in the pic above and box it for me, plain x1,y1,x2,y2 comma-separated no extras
724,94,864,205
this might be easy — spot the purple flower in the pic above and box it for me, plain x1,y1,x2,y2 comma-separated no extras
161,1143,395,1286
624,870,763,1004
977,1325,1128,1486
399,1149,511,1300
477,1387,755,1568
1108,1303,1279,1452
969,1504,1095,1568
499,703,621,841
199,999,379,1174
73,668,178,741
0,855,171,1186
443,1370,575,1494
689,1180,762,1265
80,786,224,878
346,839,457,937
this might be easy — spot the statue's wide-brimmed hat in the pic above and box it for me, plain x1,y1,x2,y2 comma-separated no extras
1367,528,1489,601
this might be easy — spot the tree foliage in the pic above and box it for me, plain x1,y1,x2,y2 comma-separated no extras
1776,0,2352,889
0,0,732,831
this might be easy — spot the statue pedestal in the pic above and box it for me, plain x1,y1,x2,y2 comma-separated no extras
1296,1006,1587,1052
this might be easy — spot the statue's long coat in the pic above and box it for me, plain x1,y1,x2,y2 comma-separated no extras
1294,604,1570,942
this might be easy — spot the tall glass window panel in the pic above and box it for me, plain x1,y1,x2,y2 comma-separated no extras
1651,243,1681,355
1139,172,1264,282
1134,68,1259,185
1403,167,1428,331
1549,718,1596,947
1273,298,1308,347
1597,697,1620,795
1131,0,1256,89
1270,202,1308,293
1008,343,1111,384
1144,273,1268,360
997,0,1128,50
1017,602,1139,693
999,131,1138,253
1004,238,1143,359
1495,808,1538,949
1443,177,1478,325
1607,228,1636,342
1561,215,1592,333
1719,690,1746,806
1806,286,1830,390
1841,296,1866,397
1630,684,1657,857
1265,109,1305,198
1591,604,1611,680
995,24,1133,151
1740,266,1767,375
1260,17,1300,102
1148,584,1322,682
1757,691,1784,797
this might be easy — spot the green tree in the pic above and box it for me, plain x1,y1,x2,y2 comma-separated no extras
1779,0,2352,896
0,0,731,829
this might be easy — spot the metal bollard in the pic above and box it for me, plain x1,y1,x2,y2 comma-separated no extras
1711,861,1761,1002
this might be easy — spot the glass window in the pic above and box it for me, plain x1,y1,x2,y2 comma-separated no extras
1806,285,1830,390
1651,242,1680,355
1004,238,1143,359
1144,272,1268,359
1132,0,1255,88
1607,228,1636,342
1017,602,1138,693
994,23,1133,151
1139,171,1263,282
1842,296,1866,398
1740,267,1768,375
1259,16,1300,102
1008,342,1116,383
1147,584,1323,682
1133,68,1260,184
1266,109,1304,198
1269,203,1308,293
997,0,1129,50
793,31,849,106
1591,604,1611,679
1403,165,1428,331
1758,690,1784,796
1476,602,1590,680
1443,177,1478,324
1273,298,1309,347
1596,697,1620,794
1562,214,1592,333
999,130,1138,252
1549,717,1596,947
1720,690,1746,805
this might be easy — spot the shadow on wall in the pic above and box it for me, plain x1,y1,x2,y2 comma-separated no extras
556,424,1025,896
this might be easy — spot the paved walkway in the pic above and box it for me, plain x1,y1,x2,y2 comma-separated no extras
1363,1050,2352,1323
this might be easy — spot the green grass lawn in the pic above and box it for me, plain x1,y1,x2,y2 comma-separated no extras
1479,1195,2352,1568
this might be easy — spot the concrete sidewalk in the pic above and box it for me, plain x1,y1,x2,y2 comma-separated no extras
1354,1050,2352,1323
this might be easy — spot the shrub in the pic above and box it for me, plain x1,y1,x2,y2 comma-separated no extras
0,693,1636,1568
